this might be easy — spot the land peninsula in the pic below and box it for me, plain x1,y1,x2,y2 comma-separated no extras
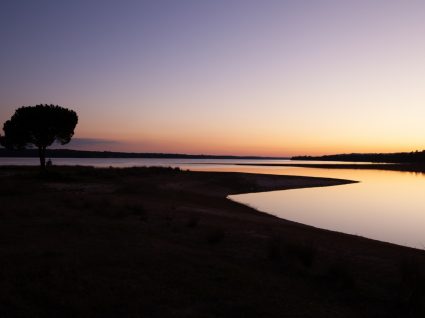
1,165,425,317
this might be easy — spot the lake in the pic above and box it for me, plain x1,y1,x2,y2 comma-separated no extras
1,157,423,249
226,167,425,249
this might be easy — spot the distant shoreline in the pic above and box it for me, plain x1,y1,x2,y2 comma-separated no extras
293,151,425,163
237,162,425,173
0,148,288,160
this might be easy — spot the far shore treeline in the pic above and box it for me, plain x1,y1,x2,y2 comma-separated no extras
3,148,425,163
293,151,425,163
0,148,288,160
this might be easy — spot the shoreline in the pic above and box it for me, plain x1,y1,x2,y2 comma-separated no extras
1,166,425,317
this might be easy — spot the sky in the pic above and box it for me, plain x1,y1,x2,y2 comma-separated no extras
1,0,425,156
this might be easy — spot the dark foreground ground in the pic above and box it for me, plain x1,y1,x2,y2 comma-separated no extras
1,166,425,318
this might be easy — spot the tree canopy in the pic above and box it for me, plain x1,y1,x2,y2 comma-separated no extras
0,104,78,168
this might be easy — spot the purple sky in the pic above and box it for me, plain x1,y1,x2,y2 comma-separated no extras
1,0,425,156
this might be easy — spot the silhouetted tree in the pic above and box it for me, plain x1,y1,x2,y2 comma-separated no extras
0,104,78,169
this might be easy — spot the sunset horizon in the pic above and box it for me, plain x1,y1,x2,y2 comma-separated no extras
2,0,425,157
53,138,425,158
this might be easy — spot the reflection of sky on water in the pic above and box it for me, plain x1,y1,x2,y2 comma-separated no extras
228,167,425,249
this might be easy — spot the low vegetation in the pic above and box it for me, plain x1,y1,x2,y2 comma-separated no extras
0,166,424,317
293,150,425,163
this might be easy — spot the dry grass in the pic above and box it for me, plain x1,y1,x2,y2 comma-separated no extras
0,166,424,317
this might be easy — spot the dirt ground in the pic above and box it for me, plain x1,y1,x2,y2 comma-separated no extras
0,166,424,317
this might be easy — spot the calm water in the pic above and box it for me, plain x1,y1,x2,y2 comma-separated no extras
227,167,425,249
1,157,423,248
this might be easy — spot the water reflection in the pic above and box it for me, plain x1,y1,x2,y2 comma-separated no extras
225,167,425,249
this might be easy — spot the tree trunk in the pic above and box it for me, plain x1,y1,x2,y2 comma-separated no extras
39,146,46,170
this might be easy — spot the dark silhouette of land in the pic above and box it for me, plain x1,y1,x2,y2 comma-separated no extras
237,162,425,174
293,150,425,163
1,166,425,317
0,148,289,160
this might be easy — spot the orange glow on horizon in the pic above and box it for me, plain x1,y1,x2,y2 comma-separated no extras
2,1,425,157
69,131,425,157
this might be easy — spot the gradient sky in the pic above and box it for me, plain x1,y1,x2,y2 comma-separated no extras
1,0,425,156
